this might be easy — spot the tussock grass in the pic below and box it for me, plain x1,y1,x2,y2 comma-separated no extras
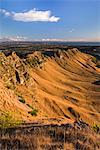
0,112,22,129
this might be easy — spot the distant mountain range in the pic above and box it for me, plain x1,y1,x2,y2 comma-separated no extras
0,38,100,47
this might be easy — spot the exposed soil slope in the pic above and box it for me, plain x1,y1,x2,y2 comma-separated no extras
0,48,100,124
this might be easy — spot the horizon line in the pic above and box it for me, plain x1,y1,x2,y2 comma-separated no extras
0,40,100,42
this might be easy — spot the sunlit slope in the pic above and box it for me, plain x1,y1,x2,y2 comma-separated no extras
0,48,100,124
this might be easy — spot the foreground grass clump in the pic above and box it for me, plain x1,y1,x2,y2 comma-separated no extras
28,109,38,116
0,113,22,128
0,123,100,149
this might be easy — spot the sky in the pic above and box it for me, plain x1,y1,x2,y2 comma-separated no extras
0,0,100,41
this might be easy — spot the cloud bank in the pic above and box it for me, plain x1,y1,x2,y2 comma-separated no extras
0,8,60,22
41,37,100,42
0,36,100,42
0,36,27,42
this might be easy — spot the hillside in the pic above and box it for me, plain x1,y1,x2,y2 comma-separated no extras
0,48,100,125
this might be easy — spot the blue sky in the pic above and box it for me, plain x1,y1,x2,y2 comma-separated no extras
0,0,100,41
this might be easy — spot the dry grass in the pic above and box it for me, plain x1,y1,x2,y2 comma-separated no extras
0,123,100,150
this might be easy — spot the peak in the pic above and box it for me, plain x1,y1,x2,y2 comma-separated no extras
11,51,20,60
67,48,79,54
12,51,18,57
27,51,42,58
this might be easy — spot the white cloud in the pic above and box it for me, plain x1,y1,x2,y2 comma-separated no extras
69,29,75,33
41,37,100,42
42,38,63,41
9,36,27,41
0,8,60,22
0,36,27,42
0,9,11,16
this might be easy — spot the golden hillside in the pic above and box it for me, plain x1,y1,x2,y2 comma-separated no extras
0,48,100,125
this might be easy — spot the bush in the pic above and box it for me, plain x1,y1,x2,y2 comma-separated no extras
26,103,33,109
92,57,97,64
0,113,22,128
19,98,25,104
18,95,25,104
0,61,3,65
28,109,38,116
93,124,100,133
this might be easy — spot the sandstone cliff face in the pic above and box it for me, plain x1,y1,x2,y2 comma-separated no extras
0,48,100,124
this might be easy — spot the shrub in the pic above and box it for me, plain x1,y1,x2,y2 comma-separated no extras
26,103,33,109
0,61,3,65
92,57,97,64
0,113,22,128
17,95,25,104
28,109,38,116
19,98,25,104
93,124,100,133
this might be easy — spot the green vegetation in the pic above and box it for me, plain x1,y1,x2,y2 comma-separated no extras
93,124,100,133
17,94,25,104
0,61,3,65
0,113,22,128
19,98,25,104
92,57,97,64
26,103,33,109
28,109,38,116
